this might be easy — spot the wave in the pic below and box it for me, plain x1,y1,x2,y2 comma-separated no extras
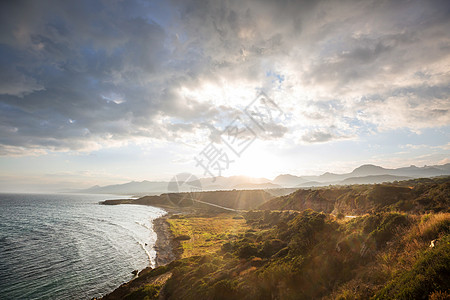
0,193,165,300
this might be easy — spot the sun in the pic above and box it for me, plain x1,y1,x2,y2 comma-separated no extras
227,146,279,179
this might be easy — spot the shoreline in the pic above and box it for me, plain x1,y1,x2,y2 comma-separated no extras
152,210,182,268
97,206,182,299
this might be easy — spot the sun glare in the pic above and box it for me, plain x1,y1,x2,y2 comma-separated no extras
228,147,279,179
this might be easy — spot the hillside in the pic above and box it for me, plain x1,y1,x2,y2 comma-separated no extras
340,174,411,184
101,210,450,300
102,189,275,211
98,177,450,300
260,176,450,215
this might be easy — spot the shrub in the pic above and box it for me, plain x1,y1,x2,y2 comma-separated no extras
374,236,450,299
417,213,450,241
368,213,409,249
238,244,258,259
258,239,286,258
124,284,160,300
429,290,450,300
211,279,239,300
195,263,216,277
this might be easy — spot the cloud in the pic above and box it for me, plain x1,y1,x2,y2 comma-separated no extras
0,0,449,156
301,131,334,143
0,68,45,97
300,129,351,144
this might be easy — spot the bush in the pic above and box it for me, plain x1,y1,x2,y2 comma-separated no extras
429,290,450,300
283,210,327,254
417,213,450,241
368,213,409,249
195,263,216,277
211,279,239,300
375,236,450,299
124,284,160,300
238,244,258,259
258,239,286,258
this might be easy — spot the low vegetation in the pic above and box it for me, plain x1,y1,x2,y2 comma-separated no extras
261,176,450,215
167,214,250,258
102,189,274,211
102,177,450,299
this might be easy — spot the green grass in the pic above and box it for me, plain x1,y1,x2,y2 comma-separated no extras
167,214,250,258
105,179,450,299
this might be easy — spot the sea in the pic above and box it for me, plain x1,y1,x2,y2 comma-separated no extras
0,193,166,300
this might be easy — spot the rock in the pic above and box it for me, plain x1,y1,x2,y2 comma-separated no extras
429,239,439,248
131,270,138,276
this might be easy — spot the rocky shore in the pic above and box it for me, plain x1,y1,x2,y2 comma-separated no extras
152,212,182,267
96,208,182,300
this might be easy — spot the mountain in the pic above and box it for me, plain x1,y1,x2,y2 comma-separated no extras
196,176,272,190
340,175,411,185
434,163,450,172
79,176,273,196
297,181,330,187
350,164,390,176
77,163,450,195
79,180,168,195
299,163,450,184
390,165,449,177
316,172,348,182
231,182,281,189
273,174,307,187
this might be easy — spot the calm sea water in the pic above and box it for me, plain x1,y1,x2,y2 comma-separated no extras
0,193,166,300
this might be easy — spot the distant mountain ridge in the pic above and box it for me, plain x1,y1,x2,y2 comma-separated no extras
77,163,450,195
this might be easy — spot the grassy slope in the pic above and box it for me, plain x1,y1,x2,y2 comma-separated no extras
103,189,274,211
260,177,450,215
109,210,449,299
101,178,450,300
167,214,249,258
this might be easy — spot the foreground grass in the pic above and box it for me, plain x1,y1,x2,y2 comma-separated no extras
102,178,450,299
103,210,449,300
167,214,250,258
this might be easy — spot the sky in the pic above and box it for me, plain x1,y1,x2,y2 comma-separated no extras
0,0,449,192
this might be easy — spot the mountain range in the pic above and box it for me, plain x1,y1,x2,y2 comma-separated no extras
77,163,450,195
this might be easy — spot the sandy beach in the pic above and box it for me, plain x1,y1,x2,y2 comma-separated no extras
152,213,182,268
98,208,182,300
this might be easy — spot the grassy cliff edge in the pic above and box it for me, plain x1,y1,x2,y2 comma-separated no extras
99,177,450,299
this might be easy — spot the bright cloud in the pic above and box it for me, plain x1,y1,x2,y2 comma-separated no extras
0,0,449,187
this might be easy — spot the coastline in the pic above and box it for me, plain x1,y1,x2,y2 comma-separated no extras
98,207,182,300
100,198,185,267
152,211,182,268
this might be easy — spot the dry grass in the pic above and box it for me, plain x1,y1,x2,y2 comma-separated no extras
167,213,250,258
429,290,450,300
413,213,450,241
377,213,450,275
330,213,450,299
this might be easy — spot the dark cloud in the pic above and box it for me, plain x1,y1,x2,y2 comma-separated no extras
0,0,449,155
